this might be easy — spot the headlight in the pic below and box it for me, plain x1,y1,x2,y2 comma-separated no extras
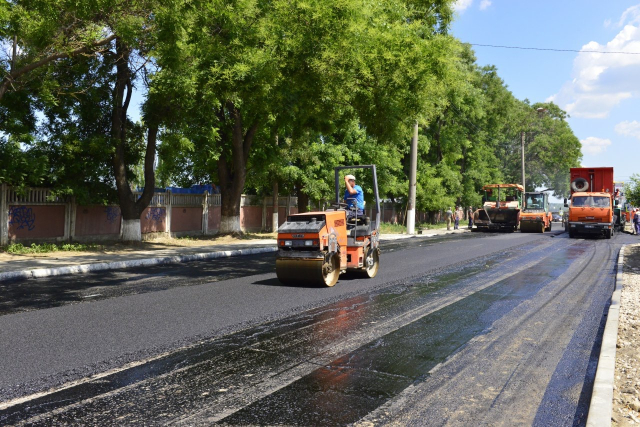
284,240,292,246
304,240,313,246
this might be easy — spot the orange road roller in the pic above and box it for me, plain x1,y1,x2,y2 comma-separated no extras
276,165,381,287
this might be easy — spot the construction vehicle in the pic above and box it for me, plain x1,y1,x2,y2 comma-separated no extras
520,192,553,233
613,205,626,233
473,184,524,232
565,167,617,239
275,165,381,287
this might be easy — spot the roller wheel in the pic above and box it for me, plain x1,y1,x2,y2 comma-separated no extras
362,248,379,278
321,254,341,286
606,229,612,239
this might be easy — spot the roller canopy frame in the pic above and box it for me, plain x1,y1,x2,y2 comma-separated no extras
334,165,380,231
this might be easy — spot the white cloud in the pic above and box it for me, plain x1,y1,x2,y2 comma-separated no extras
454,0,473,12
479,0,492,11
581,137,612,155
615,120,640,139
549,8,640,118
617,5,640,27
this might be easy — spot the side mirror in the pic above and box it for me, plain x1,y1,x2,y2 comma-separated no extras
563,198,568,208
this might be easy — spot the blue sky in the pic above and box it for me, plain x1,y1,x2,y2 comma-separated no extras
451,1,640,185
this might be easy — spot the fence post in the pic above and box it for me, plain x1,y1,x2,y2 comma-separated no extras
262,196,267,232
202,191,209,235
66,196,77,242
166,190,172,235
0,183,7,246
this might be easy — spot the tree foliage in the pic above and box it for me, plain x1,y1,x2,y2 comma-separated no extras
1,0,584,235
624,175,640,207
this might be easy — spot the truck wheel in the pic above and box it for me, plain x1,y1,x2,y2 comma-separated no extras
569,229,575,238
605,229,612,239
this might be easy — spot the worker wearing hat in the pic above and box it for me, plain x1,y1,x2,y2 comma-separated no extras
344,174,365,219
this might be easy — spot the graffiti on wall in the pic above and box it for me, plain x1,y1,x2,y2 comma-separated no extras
9,206,36,231
104,207,120,223
146,207,165,221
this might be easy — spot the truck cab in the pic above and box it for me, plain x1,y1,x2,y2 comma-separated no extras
566,166,616,239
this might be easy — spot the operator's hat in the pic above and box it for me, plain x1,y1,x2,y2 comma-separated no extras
345,174,356,181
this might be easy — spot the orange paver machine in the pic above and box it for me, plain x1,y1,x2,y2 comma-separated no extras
275,165,381,287
473,184,524,232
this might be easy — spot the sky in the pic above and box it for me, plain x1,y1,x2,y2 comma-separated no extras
450,0,640,185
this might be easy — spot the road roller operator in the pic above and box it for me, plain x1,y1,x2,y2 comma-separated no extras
344,174,365,219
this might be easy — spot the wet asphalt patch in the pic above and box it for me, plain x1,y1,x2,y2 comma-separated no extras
0,237,580,425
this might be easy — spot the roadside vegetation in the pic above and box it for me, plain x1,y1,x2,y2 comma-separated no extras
3,243,102,255
379,222,451,234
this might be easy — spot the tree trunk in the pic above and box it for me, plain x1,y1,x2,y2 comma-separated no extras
110,38,157,242
217,101,259,234
297,187,310,213
435,118,443,163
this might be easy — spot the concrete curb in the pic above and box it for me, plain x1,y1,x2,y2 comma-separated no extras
586,244,625,426
0,247,277,283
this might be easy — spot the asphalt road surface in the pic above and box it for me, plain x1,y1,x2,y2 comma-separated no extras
0,227,634,425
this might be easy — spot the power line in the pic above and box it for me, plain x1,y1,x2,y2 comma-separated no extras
468,43,640,55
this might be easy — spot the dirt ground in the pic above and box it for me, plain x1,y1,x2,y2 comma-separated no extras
613,243,640,425
0,233,278,261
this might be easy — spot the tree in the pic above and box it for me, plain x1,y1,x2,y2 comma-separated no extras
11,0,186,240
624,175,640,207
174,0,393,233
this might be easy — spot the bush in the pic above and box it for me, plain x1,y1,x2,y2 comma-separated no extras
5,242,101,254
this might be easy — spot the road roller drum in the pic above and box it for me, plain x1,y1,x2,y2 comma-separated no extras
275,254,340,287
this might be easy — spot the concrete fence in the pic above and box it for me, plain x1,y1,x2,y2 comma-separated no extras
0,184,300,245
0,184,432,245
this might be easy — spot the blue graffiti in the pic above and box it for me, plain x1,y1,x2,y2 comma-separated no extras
104,207,120,223
9,206,36,231
145,207,165,221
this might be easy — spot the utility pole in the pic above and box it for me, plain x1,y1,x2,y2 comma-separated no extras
272,135,279,232
407,122,418,234
521,131,525,191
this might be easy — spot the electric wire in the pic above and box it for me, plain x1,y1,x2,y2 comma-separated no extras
468,43,640,55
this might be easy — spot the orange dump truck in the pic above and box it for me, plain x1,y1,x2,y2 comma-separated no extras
565,167,617,239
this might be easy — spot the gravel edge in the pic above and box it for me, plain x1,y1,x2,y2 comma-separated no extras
586,244,624,426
